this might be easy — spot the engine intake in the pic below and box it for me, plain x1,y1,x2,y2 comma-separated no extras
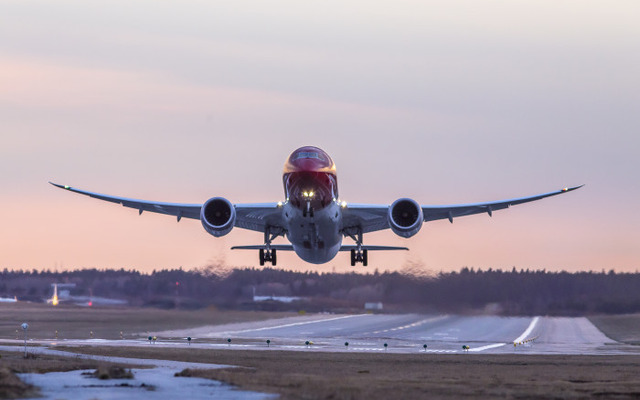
388,198,423,238
200,197,235,237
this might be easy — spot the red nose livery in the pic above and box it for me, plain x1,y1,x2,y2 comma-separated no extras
283,146,338,213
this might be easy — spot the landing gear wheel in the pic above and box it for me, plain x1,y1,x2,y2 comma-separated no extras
259,249,265,266
362,249,368,267
271,249,277,266
350,249,356,266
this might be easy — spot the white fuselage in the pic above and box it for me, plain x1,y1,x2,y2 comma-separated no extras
283,201,343,264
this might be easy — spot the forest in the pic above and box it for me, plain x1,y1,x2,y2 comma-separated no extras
1,266,639,316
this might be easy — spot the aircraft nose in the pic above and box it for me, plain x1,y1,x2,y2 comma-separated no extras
295,158,324,172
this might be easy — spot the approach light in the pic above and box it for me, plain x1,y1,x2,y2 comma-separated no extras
341,201,347,208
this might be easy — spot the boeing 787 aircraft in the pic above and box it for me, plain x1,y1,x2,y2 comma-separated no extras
51,146,582,266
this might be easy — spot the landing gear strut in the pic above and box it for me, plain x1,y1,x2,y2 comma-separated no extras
345,227,368,266
259,226,283,266
350,249,368,267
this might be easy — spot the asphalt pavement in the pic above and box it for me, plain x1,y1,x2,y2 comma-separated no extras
145,313,635,355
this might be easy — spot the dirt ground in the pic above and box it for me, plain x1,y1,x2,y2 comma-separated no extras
0,302,293,340
58,346,640,399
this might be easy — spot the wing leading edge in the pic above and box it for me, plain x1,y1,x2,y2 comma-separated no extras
50,182,583,239
49,182,202,220
48,182,280,232
342,185,584,234
422,185,584,223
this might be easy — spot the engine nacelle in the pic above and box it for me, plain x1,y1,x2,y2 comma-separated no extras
200,197,236,237
388,198,424,238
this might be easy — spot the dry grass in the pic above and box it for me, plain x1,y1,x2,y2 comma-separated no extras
0,350,143,375
0,366,37,399
589,314,640,345
0,302,293,340
57,346,640,399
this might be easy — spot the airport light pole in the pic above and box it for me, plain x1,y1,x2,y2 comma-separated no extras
21,323,29,358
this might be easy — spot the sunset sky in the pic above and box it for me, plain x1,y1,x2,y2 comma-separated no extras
1,0,638,273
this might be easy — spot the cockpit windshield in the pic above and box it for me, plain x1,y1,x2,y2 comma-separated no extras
292,152,321,161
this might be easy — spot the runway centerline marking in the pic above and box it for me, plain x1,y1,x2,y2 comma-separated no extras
513,316,540,344
217,314,371,335
370,315,449,334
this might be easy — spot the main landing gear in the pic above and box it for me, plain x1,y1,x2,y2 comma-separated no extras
345,227,368,266
259,248,277,266
258,226,284,266
350,248,368,267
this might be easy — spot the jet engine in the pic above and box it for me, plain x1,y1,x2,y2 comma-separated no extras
388,198,423,238
200,197,235,237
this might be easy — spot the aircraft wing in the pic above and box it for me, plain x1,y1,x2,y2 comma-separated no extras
49,182,281,232
342,185,583,234
232,244,408,251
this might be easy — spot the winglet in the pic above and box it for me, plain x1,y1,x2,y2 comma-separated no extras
562,184,585,192
49,182,71,190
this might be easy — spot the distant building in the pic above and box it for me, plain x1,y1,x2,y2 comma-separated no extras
364,302,383,311
253,295,303,303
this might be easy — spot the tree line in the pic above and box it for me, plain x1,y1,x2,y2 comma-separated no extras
1,266,639,315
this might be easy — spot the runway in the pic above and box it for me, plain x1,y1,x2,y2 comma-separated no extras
141,313,634,355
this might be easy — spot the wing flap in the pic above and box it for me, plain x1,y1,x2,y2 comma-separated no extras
231,245,295,251
339,245,408,251
231,245,408,251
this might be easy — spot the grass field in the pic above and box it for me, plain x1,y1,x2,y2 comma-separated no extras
589,314,640,345
57,346,640,400
0,303,293,340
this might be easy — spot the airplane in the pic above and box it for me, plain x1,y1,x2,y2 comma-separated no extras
50,146,582,266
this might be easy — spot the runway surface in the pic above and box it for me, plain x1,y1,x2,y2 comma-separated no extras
52,313,634,356
11,313,634,356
